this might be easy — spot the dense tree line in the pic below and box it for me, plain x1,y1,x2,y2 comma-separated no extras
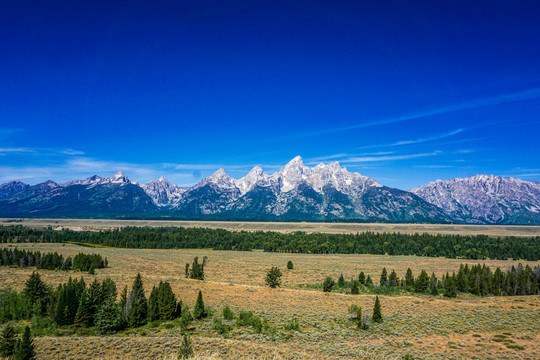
328,263,540,297
1,225,539,260
0,247,107,273
0,272,191,335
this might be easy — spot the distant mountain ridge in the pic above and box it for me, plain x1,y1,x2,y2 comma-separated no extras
0,157,538,224
411,175,540,225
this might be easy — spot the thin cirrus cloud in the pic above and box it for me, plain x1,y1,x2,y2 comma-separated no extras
0,147,34,154
357,128,464,150
338,151,442,164
279,87,540,140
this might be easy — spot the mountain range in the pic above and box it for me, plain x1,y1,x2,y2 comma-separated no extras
1,156,539,224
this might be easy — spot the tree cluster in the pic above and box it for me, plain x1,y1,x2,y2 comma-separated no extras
0,247,107,273
0,272,198,336
1,225,539,261
185,256,207,280
323,263,540,297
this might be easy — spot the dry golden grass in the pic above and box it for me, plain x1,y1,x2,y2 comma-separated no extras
2,217,540,237
1,243,539,359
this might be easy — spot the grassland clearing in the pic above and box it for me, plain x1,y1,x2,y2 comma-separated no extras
1,242,539,359
2,218,540,237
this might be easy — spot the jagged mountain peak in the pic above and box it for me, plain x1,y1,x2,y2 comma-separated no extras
0,180,30,199
412,174,540,224
110,171,130,183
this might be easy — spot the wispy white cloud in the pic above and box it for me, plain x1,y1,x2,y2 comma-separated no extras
0,147,34,154
413,165,453,169
357,128,464,150
341,151,442,163
308,151,394,162
279,87,540,140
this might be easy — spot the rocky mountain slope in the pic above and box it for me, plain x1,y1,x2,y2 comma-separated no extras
0,157,538,224
411,175,540,224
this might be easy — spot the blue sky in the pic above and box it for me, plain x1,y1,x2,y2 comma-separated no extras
1,1,539,189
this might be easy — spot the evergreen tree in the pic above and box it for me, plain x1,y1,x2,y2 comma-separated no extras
338,274,345,287
127,273,147,327
86,279,103,326
0,323,16,358
380,268,388,287
101,278,117,301
389,270,398,287
157,282,177,320
147,286,159,322
95,298,122,334
351,280,359,294
287,261,294,270
405,268,414,290
365,275,373,286
415,270,429,293
443,273,457,298
222,305,234,320
13,326,35,360
75,290,92,327
358,272,366,285
193,291,206,319
23,272,48,316
429,272,439,296
178,334,194,359
372,296,382,323
187,257,207,280
265,267,282,288
119,285,128,322
323,277,335,292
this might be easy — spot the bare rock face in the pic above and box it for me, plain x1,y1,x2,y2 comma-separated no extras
1,157,538,224
411,175,540,224
0,180,30,199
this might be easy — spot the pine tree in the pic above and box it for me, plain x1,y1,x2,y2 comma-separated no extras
75,290,92,327
127,273,148,327
13,326,35,360
389,270,398,287
365,275,373,286
86,279,103,326
95,298,122,334
187,256,207,280
222,305,234,320
372,296,382,323
380,268,388,287
23,272,48,316
287,261,294,270
415,270,429,293
178,334,194,359
0,323,16,358
147,286,160,322
405,268,414,290
119,285,128,322
323,277,335,292
338,274,345,287
193,291,206,319
443,273,457,298
265,267,282,288
429,272,439,296
351,280,359,294
157,282,177,320
358,272,366,285
101,278,117,301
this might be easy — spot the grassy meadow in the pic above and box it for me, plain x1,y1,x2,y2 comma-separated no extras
1,242,539,359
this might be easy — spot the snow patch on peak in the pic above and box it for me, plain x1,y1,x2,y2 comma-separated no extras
110,171,130,183
237,166,270,195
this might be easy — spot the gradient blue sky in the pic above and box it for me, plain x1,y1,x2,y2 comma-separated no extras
1,1,540,189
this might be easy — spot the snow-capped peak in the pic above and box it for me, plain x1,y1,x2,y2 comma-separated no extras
236,166,269,195
110,171,130,183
